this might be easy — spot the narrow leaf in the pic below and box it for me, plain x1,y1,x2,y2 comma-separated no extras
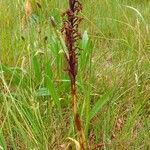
90,91,113,120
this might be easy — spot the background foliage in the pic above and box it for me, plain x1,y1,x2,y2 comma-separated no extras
0,0,150,149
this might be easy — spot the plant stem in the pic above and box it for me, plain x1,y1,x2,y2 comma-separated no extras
71,77,86,150
61,0,86,149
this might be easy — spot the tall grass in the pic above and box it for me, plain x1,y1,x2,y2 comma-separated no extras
0,0,150,149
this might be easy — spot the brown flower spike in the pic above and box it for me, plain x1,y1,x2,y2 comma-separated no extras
62,0,86,149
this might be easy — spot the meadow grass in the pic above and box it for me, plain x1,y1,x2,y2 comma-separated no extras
0,0,150,149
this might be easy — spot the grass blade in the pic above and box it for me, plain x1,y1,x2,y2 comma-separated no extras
90,90,113,120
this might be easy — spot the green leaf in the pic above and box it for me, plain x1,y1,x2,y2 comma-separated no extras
45,75,62,115
81,30,89,50
32,56,41,83
0,64,25,86
0,129,7,150
90,90,113,120
36,87,50,97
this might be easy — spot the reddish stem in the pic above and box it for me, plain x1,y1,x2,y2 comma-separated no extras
62,0,86,149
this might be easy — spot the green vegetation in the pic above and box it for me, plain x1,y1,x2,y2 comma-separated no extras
0,0,150,149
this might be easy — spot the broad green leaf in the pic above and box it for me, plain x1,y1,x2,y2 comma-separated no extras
32,56,41,83
90,90,113,120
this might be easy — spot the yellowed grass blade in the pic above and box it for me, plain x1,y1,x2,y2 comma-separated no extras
25,0,32,17
67,137,81,150
21,0,32,29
